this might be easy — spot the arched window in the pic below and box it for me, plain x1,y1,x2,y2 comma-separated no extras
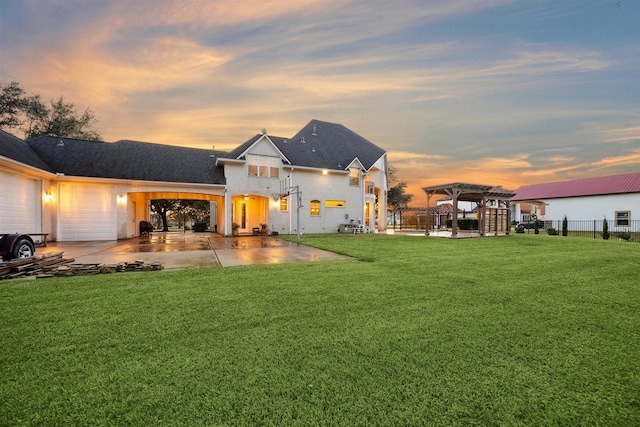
310,200,320,216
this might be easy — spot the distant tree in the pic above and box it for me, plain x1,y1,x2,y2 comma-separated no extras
150,199,181,231
562,215,568,237
0,80,102,140
387,165,413,228
0,81,27,128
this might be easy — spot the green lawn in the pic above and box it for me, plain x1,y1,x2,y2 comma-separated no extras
1,234,639,426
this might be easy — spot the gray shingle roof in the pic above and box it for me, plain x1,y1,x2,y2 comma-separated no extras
26,136,226,185
0,129,54,172
3,119,384,184
273,120,386,170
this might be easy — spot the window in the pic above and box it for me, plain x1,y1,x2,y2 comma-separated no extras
280,197,288,211
247,155,279,178
616,211,630,226
349,169,359,186
247,157,258,176
310,200,320,216
326,200,345,207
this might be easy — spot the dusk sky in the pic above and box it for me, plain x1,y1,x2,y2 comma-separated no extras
1,0,638,204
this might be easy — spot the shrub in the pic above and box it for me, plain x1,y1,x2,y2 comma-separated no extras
445,219,478,230
602,217,609,240
562,215,568,236
193,222,208,232
515,225,525,234
617,232,631,241
534,218,540,235
546,227,558,235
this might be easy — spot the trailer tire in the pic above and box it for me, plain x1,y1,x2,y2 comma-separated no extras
13,239,35,259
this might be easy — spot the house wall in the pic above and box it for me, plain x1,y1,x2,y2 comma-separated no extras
541,193,640,230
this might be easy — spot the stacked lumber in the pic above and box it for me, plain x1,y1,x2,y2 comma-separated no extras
0,252,72,280
0,253,163,280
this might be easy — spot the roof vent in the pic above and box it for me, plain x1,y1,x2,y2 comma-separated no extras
261,128,267,135
312,124,317,136
57,139,64,147
338,162,342,168
312,147,316,152
283,139,288,143
209,144,216,158
301,136,305,143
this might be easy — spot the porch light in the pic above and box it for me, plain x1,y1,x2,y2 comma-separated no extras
117,194,127,205
43,191,53,202
322,169,328,175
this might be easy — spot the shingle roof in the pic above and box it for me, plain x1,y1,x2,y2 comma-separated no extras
26,136,226,185
0,129,54,172
512,173,640,201
5,119,384,184
271,120,385,170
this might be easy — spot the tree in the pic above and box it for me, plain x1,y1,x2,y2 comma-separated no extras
150,199,181,231
387,165,413,228
602,217,610,240
562,215,568,237
0,81,26,128
0,80,102,140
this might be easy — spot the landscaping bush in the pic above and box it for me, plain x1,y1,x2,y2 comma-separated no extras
546,227,558,235
617,231,631,241
602,218,609,240
515,225,525,234
193,222,208,232
562,215,568,236
445,218,478,230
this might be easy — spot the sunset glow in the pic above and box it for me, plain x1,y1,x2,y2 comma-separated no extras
1,0,638,205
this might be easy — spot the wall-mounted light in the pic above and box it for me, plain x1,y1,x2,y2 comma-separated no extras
322,169,328,175
43,191,53,203
117,194,127,205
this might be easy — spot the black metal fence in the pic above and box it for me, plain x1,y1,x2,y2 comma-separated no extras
525,219,640,242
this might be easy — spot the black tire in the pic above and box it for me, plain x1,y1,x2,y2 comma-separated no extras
13,239,35,259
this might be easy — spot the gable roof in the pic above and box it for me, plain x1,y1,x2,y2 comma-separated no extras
512,172,640,201
0,129,54,172
225,133,291,164
27,136,226,185
272,120,386,171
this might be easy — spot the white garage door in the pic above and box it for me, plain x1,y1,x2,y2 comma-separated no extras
0,170,39,234
58,183,117,241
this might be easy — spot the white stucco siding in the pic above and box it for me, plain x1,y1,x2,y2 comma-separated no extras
288,170,364,234
543,193,640,229
0,170,40,234
58,183,117,241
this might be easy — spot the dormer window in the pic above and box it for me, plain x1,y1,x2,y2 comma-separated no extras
247,155,280,178
349,169,360,186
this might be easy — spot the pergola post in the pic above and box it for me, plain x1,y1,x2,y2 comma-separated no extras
425,192,431,236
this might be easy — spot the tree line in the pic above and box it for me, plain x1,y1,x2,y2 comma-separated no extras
0,80,102,140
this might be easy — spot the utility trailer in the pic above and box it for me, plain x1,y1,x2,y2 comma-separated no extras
0,234,36,261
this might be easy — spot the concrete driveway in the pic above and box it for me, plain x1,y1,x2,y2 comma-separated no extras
39,233,349,269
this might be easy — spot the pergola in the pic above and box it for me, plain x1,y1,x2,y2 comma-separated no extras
422,183,516,237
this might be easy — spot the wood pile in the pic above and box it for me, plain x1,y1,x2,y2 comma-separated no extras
0,252,163,280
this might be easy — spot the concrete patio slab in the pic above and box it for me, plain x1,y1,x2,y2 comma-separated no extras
39,233,349,269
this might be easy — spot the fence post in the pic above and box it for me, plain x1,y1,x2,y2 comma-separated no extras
594,219,597,240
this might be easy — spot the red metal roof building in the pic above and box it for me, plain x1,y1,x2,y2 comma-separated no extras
513,172,640,201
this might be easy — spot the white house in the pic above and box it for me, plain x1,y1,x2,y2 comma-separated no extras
0,119,388,241
511,173,640,231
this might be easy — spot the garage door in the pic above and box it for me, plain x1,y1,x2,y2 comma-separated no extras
0,170,39,234
58,183,117,241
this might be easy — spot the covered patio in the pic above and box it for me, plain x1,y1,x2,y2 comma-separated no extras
422,183,516,238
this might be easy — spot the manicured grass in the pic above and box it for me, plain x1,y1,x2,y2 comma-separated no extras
1,234,639,425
